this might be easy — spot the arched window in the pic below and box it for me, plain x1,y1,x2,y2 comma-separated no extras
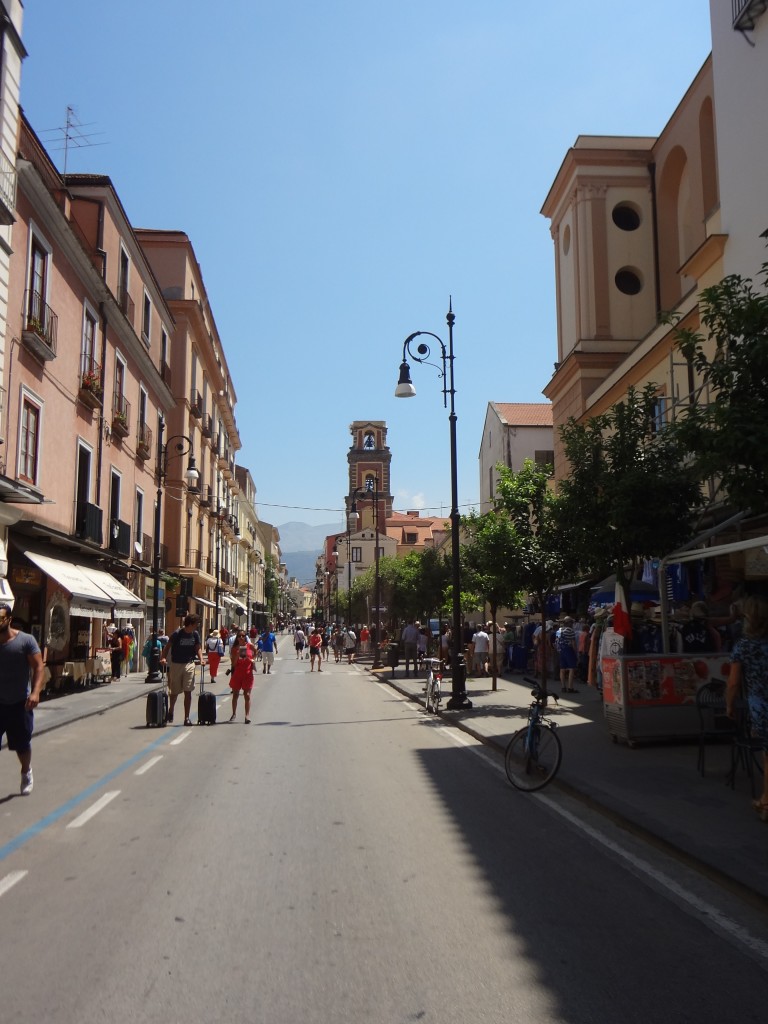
363,432,375,450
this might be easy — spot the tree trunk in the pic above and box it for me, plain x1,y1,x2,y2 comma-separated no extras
490,603,498,692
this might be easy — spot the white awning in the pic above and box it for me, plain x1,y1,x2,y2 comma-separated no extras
193,595,216,609
23,549,113,607
22,549,144,619
77,565,144,614
0,577,15,609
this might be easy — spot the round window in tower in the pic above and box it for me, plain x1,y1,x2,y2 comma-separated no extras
612,203,641,231
615,267,643,295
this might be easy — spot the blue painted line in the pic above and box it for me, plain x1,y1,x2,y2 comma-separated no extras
0,729,175,863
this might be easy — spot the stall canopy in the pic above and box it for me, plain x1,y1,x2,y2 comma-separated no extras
590,574,658,605
22,549,144,619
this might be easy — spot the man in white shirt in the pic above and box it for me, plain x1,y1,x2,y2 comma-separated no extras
400,620,421,677
471,625,490,677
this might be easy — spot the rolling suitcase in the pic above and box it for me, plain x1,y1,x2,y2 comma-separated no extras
197,661,216,725
145,687,168,727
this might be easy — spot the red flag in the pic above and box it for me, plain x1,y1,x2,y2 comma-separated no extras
612,581,632,639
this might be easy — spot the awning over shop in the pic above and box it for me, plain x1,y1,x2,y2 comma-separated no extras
0,577,15,608
193,595,216,608
222,595,246,614
22,548,144,619
78,565,144,618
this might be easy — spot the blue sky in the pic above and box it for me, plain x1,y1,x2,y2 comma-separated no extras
20,1,712,531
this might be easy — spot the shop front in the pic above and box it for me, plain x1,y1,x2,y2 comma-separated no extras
12,547,144,690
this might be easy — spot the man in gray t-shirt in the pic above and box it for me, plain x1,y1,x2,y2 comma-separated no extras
0,603,45,795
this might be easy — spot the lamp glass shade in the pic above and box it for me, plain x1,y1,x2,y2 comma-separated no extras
394,360,416,398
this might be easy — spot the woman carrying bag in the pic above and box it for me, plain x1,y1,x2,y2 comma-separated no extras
205,629,225,684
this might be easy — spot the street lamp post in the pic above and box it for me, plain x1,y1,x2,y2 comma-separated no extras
395,301,472,709
145,418,200,685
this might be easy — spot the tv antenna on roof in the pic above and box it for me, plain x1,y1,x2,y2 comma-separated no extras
37,106,108,176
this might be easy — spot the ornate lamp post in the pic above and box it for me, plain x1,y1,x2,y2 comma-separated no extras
395,301,472,709
145,418,200,685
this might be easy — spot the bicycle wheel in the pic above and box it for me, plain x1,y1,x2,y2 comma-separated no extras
425,671,437,713
504,724,562,792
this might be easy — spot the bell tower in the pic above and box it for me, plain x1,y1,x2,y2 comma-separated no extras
346,421,393,529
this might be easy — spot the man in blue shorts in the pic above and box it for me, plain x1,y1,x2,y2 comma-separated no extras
260,624,278,674
0,603,45,794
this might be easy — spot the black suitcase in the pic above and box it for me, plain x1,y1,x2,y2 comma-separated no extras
146,688,168,727
197,662,216,725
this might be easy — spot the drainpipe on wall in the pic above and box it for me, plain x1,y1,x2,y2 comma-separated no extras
96,303,108,508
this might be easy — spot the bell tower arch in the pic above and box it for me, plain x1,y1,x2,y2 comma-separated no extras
346,421,393,528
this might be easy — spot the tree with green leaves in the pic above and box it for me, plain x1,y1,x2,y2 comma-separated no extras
558,384,703,620
671,262,768,515
493,460,576,689
460,510,525,690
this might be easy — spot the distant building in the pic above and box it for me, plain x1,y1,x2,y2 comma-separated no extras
478,403,554,512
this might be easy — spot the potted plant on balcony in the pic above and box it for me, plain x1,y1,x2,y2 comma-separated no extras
81,369,102,396
26,314,46,337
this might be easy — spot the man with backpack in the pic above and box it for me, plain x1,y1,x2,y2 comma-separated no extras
161,614,202,725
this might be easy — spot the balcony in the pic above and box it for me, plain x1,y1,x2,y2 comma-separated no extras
199,485,213,508
733,0,767,29
117,283,135,326
189,549,211,574
137,421,153,461
202,413,213,438
112,394,131,439
22,291,58,361
78,359,103,410
190,389,203,419
160,360,172,388
0,148,17,225
75,501,103,545
109,518,131,558
140,532,153,566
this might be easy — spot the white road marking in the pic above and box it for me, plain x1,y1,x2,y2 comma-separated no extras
0,870,27,898
66,791,120,829
385,681,768,965
170,730,192,746
134,755,163,776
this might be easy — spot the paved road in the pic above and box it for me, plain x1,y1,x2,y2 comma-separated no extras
2,648,768,1022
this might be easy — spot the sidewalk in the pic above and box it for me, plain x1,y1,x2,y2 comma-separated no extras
361,655,768,906
31,655,768,906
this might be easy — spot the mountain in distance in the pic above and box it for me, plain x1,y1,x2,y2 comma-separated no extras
277,521,341,553
278,522,341,585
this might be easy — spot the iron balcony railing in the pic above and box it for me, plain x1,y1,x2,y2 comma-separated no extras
0,148,17,224
23,289,58,356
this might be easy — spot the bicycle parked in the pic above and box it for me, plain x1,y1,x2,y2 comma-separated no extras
423,657,443,714
504,681,562,792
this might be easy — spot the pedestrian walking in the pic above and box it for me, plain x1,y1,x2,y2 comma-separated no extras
400,620,420,678
228,629,254,723
205,628,224,684
161,613,202,725
109,630,123,681
343,627,357,664
142,630,163,673
308,627,323,671
260,625,278,674
294,626,306,660
556,616,579,693
332,627,344,663
471,624,490,677
0,603,45,795
727,595,768,819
